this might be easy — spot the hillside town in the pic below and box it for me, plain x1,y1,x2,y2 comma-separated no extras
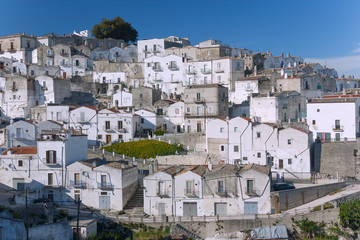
0,29,359,240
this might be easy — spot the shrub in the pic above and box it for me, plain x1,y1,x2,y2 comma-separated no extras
339,199,360,231
153,129,166,136
313,205,321,212
102,140,183,159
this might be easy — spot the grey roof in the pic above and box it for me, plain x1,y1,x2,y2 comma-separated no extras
251,225,288,239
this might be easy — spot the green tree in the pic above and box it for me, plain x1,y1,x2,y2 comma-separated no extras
91,17,138,43
339,199,360,231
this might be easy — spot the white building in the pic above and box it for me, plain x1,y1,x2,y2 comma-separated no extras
66,159,138,210
35,75,71,104
143,164,271,216
113,91,133,108
307,95,360,142
69,106,98,145
135,109,157,137
206,117,313,179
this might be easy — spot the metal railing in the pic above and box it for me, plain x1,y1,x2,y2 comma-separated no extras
184,189,200,198
97,182,114,189
69,180,87,188
200,69,211,74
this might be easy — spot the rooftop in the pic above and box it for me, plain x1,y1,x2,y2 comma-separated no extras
1,147,37,155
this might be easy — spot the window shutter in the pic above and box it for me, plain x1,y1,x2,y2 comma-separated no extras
53,151,56,164
46,151,49,164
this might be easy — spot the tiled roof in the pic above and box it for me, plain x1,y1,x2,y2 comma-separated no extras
1,147,37,155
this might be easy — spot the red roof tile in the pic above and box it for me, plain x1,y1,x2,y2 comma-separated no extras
1,147,37,155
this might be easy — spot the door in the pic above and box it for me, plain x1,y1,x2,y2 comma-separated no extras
158,203,165,215
244,202,258,215
215,203,227,216
279,159,283,169
106,135,112,144
197,122,201,132
99,196,110,209
16,128,22,139
13,178,25,191
63,72,66,78
183,202,197,216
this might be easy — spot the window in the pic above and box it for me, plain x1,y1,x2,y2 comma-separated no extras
312,120,316,125
16,128,22,138
118,135,123,140
175,108,179,114
46,150,56,164
279,159,284,169
220,145,225,152
48,173,53,185
158,181,165,195
101,175,107,187
144,45,147,52
197,122,202,132
257,152,261,158
217,63,221,70
74,190,80,201
234,145,239,152
56,112,61,121
288,139,292,145
236,62,241,71
220,127,224,133
243,157,248,161
118,121,123,129
217,180,224,193
197,106,201,115
207,50,210,56
217,76,221,83
74,173,80,185
335,120,340,129
256,132,261,138
157,108,163,115
196,92,201,101
31,70,34,76
204,76,208,84
317,109,320,112
335,133,340,141
185,181,193,194
186,107,191,113
153,44,156,51
141,118,144,124
247,180,254,194
234,127,238,132
98,135,102,139
75,60,79,66
288,159,292,165
18,160,23,167
105,121,110,130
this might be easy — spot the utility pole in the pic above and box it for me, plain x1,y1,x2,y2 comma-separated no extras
76,199,82,240
25,187,29,240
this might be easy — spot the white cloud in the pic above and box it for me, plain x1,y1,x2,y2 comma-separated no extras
305,54,360,78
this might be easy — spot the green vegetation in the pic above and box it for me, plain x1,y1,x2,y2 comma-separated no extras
293,218,339,239
339,199,360,231
328,188,344,195
91,16,138,43
313,203,334,212
102,140,184,159
153,129,166,136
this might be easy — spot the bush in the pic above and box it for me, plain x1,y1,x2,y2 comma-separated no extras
102,140,183,159
153,129,166,136
339,199,360,231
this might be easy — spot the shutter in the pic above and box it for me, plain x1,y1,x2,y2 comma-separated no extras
53,151,56,164
46,151,49,164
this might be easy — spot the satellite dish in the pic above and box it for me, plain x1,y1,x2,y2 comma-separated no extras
82,171,89,177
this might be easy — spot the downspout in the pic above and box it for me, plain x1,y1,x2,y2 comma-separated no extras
172,176,175,217
239,121,251,162
265,127,276,161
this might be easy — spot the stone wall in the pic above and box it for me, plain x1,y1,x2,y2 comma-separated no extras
156,133,206,151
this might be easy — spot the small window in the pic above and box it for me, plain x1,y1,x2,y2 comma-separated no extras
31,70,34,76
207,50,210,56
118,135,123,140
186,107,191,113
141,118,144,124
217,180,224,193
312,120,316,125
220,145,225,152
18,160,23,167
288,159,292,165
256,132,261,138
243,157,248,161
234,145,239,152
288,139,292,145
98,135,102,139
220,127,224,133
234,127,238,132
317,109,320,112
257,152,261,158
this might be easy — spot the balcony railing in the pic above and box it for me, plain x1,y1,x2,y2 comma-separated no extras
154,78,163,82
69,180,87,188
193,97,206,103
97,182,114,190
332,125,344,132
103,126,115,132
215,68,224,73
245,187,259,196
168,65,178,71
116,127,127,133
152,66,163,72
60,52,69,56
184,189,199,198
11,86,18,92
186,69,196,75
77,118,90,124
215,188,228,197
200,69,211,74
156,190,170,198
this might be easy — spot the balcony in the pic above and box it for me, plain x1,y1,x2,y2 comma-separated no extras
60,52,68,57
103,126,115,132
332,125,344,132
77,118,90,124
47,54,54,58
116,127,127,133
7,48,16,53
69,180,87,189
168,65,178,71
215,188,228,197
201,69,211,74
11,86,18,92
193,97,206,103
215,68,224,73
154,78,163,82
184,189,199,198
156,190,170,198
245,187,259,197
152,66,163,72
97,182,114,190
186,69,196,75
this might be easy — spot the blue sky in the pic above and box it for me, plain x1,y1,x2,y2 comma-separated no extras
3,0,360,77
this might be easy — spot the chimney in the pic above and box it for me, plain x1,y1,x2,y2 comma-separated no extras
284,73,288,79
280,52,284,57
343,88,346,95
254,65,257,76
287,53,290,58
281,69,284,77
208,161,212,171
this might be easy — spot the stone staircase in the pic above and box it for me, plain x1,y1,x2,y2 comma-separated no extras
171,223,204,240
124,187,145,217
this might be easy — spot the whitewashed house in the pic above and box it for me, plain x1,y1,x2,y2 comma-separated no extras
135,109,157,137
307,95,360,142
35,75,71,104
112,91,133,108
97,108,138,144
167,101,185,133
46,105,70,124
143,164,271,216
231,76,270,104
66,159,138,210
69,106,98,145
0,130,87,204
6,120,37,147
